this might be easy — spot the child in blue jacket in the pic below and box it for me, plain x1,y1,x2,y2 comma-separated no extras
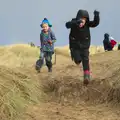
36,18,56,73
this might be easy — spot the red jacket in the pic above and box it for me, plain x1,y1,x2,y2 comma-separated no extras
110,39,117,48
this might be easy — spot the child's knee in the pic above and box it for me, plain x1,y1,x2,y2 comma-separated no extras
74,60,81,65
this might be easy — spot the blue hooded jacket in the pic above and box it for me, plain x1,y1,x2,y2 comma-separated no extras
40,28,56,52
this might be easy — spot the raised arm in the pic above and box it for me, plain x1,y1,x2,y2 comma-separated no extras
88,10,100,28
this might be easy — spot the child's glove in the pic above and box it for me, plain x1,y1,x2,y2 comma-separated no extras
71,19,81,25
94,10,100,16
40,48,43,51
48,40,52,45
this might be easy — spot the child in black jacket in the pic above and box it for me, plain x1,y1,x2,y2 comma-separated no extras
66,9,100,85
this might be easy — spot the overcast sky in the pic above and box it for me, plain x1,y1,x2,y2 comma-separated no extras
0,0,119,46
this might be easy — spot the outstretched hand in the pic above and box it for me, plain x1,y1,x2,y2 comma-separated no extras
94,10,100,15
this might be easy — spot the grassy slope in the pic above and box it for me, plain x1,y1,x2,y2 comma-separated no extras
0,44,41,120
0,44,118,120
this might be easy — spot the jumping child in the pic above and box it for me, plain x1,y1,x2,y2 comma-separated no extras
65,9,100,85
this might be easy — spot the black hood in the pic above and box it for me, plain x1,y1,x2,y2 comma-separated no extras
76,9,89,21
104,33,109,39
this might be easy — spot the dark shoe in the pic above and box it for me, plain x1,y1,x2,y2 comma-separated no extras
48,68,52,72
35,66,41,73
83,73,90,85
37,69,40,73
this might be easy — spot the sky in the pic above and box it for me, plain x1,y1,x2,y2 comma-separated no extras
0,0,119,46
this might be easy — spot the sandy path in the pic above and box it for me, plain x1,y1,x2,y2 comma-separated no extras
23,50,120,120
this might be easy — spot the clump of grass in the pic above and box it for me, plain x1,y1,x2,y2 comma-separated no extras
0,66,41,120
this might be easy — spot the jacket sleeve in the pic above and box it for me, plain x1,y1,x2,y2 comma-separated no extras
50,31,56,43
65,18,77,29
40,33,43,48
88,14,100,27
66,21,73,29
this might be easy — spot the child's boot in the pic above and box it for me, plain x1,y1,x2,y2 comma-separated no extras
83,70,90,85
35,58,44,73
46,61,52,72
48,67,52,72
48,68,52,72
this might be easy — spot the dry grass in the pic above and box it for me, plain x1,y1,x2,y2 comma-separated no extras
55,45,118,57
0,43,118,120
41,50,120,107
0,44,41,120
0,44,39,68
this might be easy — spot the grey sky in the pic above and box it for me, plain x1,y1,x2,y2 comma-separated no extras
0,0,119,46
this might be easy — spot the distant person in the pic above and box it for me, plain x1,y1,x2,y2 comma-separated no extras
118,43,120,50
35,18,56,73
103,33,117,51
65,9,100,85
110,36,117,49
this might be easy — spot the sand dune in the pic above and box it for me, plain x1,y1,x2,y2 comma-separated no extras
0,44,120,120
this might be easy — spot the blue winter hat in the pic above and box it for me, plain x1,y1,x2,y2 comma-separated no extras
40,18,52,28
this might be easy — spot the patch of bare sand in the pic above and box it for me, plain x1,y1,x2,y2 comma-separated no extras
24,102,119,120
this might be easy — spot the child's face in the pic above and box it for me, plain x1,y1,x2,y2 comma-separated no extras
42,23,49,32
79,18,86,28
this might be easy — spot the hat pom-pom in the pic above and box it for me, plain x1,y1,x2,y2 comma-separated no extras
44,18,47,20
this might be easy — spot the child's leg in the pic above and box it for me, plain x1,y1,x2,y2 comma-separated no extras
44,52,53,72
81,49,90,85
71,49,82,65
39,51,44,67
106,43,113,51
35,58,44,73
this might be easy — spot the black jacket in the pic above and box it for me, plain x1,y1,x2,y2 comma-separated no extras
66,10,100,49
103,33,112,51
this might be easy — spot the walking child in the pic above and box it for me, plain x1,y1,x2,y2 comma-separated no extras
36,18,56,73
65,9,100,85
